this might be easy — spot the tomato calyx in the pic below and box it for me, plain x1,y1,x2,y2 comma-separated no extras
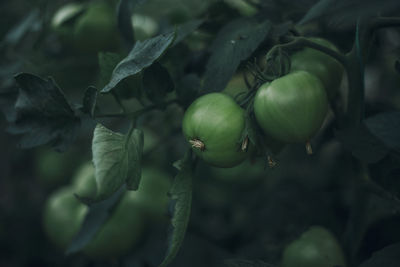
189,138,205,151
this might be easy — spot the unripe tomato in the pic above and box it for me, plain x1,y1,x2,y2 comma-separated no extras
83,191,146,259
52,1,119,53
71,162,97,199
254,71,328,143
42,186,88,249
51,3,85,46
43,186,146,258
182,93,248,168
290,37,344,99
43,164,171,258
73,2,119,53
281,226,347,267
133,167,172,221
34,148,83,188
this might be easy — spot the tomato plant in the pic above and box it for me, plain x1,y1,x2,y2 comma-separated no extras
2,1,400,267
182,93,248,168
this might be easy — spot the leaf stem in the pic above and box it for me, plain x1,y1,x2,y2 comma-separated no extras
268,36,348,68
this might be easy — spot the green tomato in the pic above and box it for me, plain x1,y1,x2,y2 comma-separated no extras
51,3,85,45
52,1,119,53
222,73,248,98
281,226,347,267
34,148,83,188
43,186,146,259
71,162,97,199
83,191,146,259
182,93,248,168
73,2,119,53
42,186,88,249
134,167,172,221
254,71,328,143
290,37,344,100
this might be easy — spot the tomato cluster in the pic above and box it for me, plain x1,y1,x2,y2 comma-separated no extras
182,38,343,168
42,163,171,259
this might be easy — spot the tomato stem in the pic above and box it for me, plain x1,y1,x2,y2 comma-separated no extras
189,138,205,151
267,155,277,168
241,136,249,151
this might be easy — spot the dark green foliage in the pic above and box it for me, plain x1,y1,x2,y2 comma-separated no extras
117,0,147,45
8,73,80,151
102,32,175,93
159,151,194,267
81,86,97,117
202,18,272,93
358,243,400,267
1,0,400,267
143,61,174,103
299,0,400,28
66,186,125,254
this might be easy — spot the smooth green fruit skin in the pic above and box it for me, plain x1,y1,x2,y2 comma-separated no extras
182,93,247,168
134,167,172,221
281,226,347,267
290,37,344,100
43,186,88,249
73,2,118,53
254,71,328,143
223,73,248,98
71,162,97,199
43,166,171,258
83,191,145,259
43,187,145,259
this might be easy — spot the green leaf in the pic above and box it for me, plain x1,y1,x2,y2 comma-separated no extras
224,259,276,267
92,124,143,201
202,18,272,93
125,128,144,190
66,186,125,255
8,73,80,151
159,151,194,267
98,52,142,100
358,243,400,267
98,52,124,88
117,0,147,45
143,61,174,104
171,19,204,47
81,86,98,117
298,0,400,28
101,32,175,93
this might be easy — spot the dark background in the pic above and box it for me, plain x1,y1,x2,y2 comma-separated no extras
1,0,400,266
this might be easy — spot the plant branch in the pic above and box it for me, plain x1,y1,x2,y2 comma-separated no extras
268,36,348,68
